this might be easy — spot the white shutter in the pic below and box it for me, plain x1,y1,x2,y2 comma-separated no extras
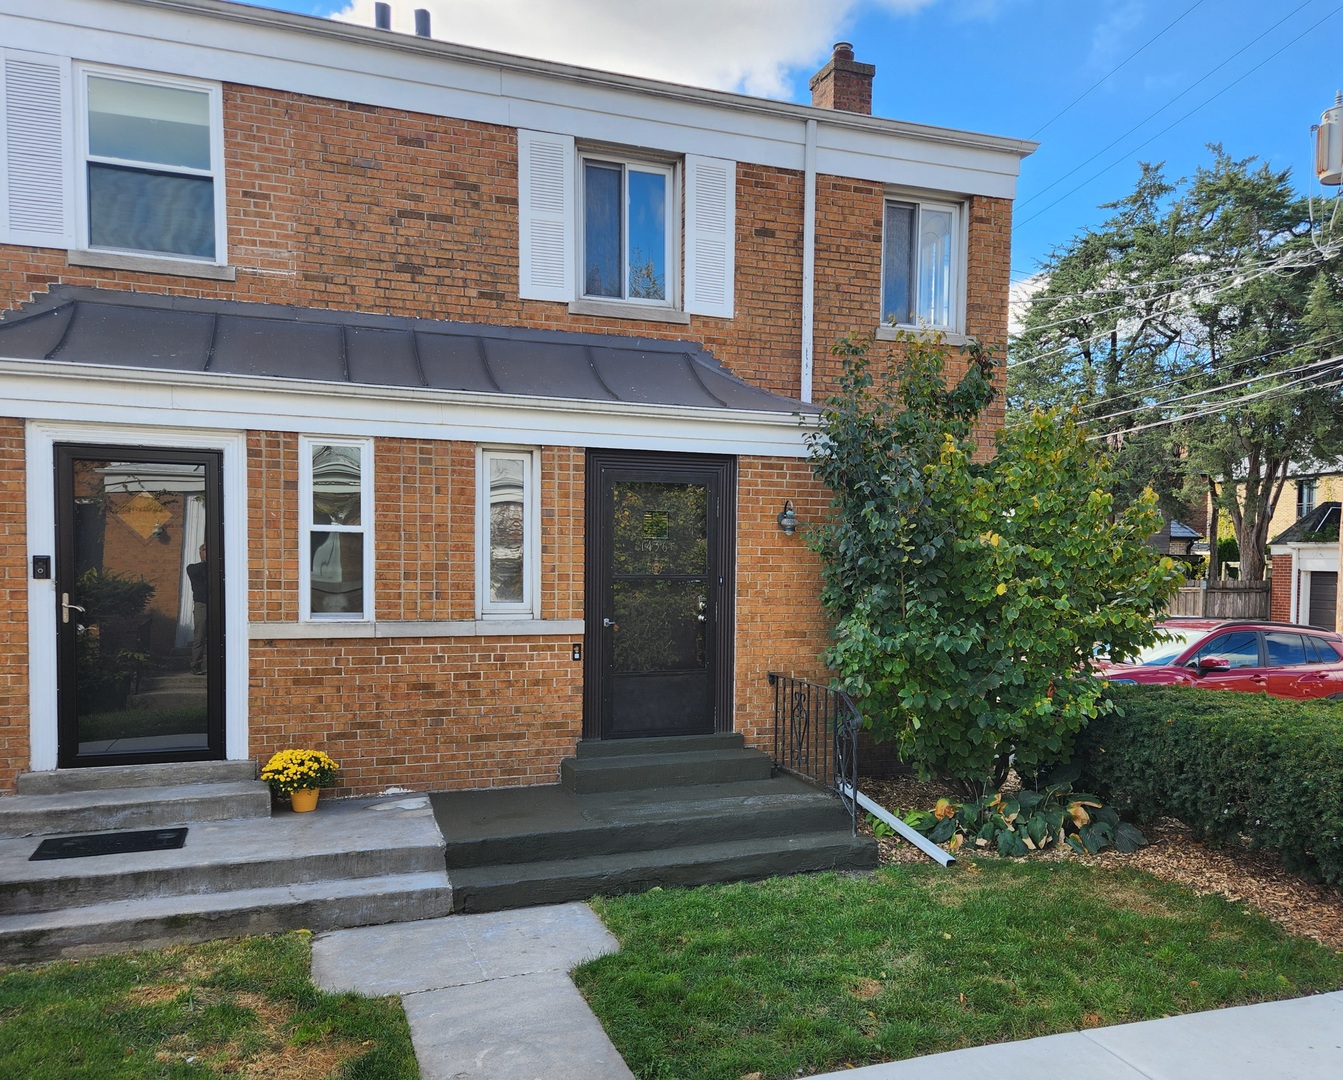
517,129,574,302
0,50,73,249
684,155,735,318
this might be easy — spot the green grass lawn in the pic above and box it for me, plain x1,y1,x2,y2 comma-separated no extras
0,932,417,1079
575,860,1343,1080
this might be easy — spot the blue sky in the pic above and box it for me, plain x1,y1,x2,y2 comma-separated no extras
239,0,1342,280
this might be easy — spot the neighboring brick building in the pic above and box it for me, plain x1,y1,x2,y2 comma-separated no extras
0,0,1034,794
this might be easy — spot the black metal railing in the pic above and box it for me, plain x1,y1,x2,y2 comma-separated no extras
767,672,861,833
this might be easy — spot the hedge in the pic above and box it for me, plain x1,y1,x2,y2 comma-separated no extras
1074,685,1343,885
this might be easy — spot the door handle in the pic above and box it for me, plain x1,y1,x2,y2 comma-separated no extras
61,593,86,625
603,618,617,629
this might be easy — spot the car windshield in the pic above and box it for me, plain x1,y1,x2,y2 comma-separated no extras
1129,629,1203,666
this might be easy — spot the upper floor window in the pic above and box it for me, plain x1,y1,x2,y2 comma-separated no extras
1297,478,1318,520
77,67,224,262
517,129,734,319
301,438,374,621
581,156,673,305
882,197,961,331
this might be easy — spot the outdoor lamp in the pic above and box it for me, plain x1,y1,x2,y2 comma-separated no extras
777,500,798,535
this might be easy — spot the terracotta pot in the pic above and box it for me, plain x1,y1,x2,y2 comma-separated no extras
289,788,320,813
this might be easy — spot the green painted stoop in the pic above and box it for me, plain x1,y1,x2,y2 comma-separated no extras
435,736,877,913
0,764,450,962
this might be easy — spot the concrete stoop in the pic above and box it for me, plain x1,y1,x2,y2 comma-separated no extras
435,738,877,913
0,791,452,963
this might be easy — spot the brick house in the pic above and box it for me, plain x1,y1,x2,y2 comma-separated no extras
0,0,1033,796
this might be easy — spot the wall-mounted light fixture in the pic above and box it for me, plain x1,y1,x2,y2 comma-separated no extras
776,500,798,535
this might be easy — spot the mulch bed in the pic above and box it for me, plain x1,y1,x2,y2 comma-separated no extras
860,775,1343,951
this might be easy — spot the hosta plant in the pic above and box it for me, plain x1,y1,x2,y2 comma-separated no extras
261,748,340,793
916,768,1146,857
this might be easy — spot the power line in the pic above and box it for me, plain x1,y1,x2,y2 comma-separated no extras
1027,0,1208,139
1015,1,1315,217
1015,3,1343,231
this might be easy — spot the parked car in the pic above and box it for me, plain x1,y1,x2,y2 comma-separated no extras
1100,619,1343,701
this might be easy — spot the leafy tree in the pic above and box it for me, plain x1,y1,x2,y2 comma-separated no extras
1011,148,1343,581
809,333,1178,795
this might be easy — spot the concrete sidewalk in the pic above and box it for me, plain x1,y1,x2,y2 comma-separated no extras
313,902,1343,1080
311,903,632,1080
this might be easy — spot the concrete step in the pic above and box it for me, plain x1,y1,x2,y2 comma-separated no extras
440,787,852,869
572,733,745,758
448,831,878,913
560,747,772,793
1,817,445,915
16,760,258,795
0,780,272,838
0,793,453,962
0,871,451,963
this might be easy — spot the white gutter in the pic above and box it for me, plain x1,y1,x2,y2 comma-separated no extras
841,783,955,867
801,117,817,404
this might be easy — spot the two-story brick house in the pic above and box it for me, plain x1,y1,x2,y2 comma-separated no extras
0,0,1034,795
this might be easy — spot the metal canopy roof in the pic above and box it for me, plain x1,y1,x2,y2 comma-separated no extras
1272,502,1341,545
0,287,813,415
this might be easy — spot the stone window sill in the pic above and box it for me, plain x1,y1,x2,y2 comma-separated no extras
875,324,972,348
568,299,690,325
68,250,237,282
249,618,584,640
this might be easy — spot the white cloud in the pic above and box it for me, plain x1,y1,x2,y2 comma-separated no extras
1088,0,1146,71
333,0,939,98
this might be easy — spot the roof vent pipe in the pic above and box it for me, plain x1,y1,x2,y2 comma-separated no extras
374,3,391,30
414,8,431,37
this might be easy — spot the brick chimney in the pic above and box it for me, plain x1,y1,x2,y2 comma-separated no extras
809,42,875,115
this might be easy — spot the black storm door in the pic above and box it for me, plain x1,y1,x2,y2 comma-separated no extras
54,445,225,767
585,452,735,740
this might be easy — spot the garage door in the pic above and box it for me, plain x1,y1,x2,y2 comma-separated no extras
1308,570,1338,630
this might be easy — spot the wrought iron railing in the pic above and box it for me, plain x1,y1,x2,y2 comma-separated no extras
767,672,861,833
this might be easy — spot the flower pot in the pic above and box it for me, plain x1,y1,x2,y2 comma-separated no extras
289,788,320,813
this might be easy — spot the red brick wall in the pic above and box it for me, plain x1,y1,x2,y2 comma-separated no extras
0,419,27,790
1270,553,1293,623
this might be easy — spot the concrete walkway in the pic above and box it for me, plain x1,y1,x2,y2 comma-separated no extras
313,902,1343,1080
311,903,632,1080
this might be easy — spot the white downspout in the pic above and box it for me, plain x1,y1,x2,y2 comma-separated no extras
800,118,817,404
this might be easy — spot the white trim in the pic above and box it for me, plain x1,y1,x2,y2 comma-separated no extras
0,3,1032,200
25,420,248,770
476,446,541,619
299,435,374,622
73,62,227,265
0,359,817,458
800,118,817,403
249,618,584,639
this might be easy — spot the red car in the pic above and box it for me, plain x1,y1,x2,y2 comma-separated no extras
1101,620,1343,702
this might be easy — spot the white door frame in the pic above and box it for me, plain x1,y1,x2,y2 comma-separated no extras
26,420,249,770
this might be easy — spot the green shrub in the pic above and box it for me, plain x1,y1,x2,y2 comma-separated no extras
1075,685,1343,884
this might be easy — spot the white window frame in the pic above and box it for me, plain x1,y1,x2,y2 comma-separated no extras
73,63,227,265
578,151,678,309
880,193,965,334
1297,478,1318,520
476,446,541,620
300,436,374,622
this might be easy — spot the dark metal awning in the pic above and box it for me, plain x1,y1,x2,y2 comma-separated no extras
0,286,813,415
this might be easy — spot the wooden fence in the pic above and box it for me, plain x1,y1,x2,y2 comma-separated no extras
1166,579,1271,620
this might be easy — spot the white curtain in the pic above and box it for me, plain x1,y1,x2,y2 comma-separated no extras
175,495,206,647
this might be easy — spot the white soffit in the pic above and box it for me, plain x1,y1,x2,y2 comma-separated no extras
0,360,817,459
6,0,1033,198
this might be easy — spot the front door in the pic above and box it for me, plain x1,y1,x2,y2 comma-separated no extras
584,452,735,740
55,445,225,767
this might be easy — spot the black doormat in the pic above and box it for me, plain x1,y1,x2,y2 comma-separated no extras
30,827,188,861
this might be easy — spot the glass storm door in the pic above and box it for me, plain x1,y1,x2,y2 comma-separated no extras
585,453,735,740
55,445,224,767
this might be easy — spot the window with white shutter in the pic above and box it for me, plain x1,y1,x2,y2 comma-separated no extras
0,49,74,249
517,131,735,318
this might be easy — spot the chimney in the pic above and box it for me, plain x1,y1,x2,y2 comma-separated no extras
374,3,391,30
414,8,431,37
809,42,875,115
